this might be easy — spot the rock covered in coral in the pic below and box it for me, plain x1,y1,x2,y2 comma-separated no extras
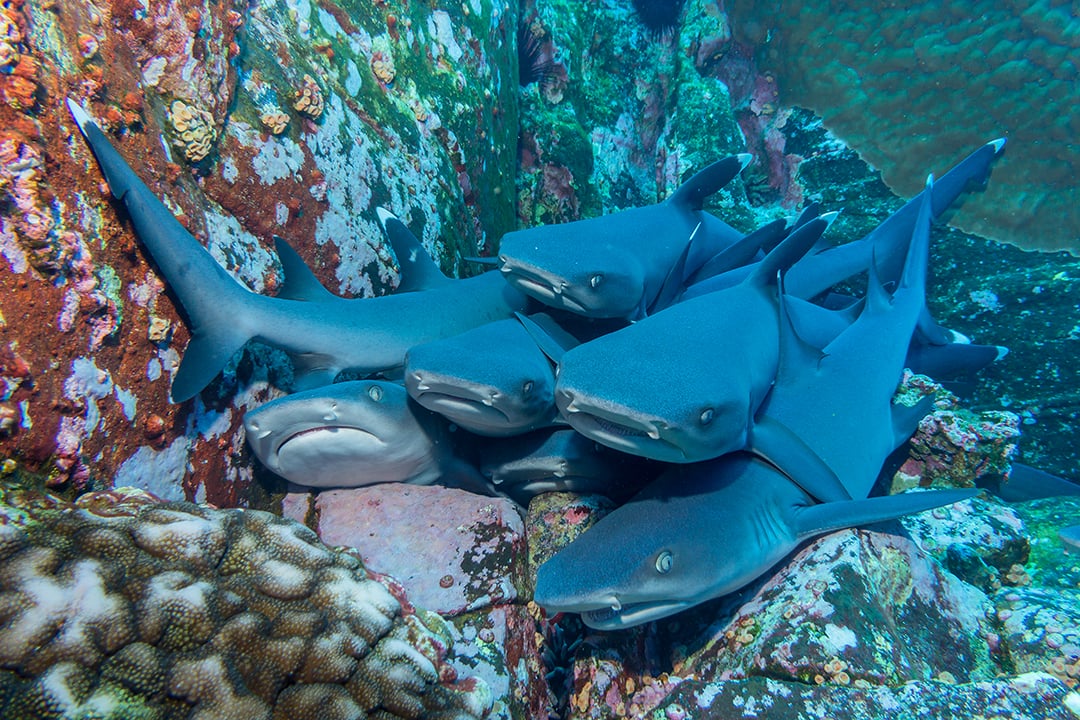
0,489,492,719
725,0,1080,254
653,672,1078,720
0,0,519,502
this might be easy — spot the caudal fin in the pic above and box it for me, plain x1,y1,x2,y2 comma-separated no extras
69,98,253,403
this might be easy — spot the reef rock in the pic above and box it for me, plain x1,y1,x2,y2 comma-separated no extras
0,488,492,719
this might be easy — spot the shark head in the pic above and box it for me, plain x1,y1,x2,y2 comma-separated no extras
498,225,648,319
534,457,775,629
403,320,557,436
553,308,754,463
243,380,444,487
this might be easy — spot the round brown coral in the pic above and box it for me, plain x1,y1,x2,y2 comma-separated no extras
0,491,492,719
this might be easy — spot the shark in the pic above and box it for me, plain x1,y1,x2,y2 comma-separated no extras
746,175,939,500
243,379,487,491
533,452,977,629
549,214,838,479
477,427,658,503
67,98,529,402
404,312,622,436
498,154,752,320
682,140,1006,317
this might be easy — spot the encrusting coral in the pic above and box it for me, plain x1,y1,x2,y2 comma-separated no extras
0,488,492,720
726,0,1080,253
168,100,218,163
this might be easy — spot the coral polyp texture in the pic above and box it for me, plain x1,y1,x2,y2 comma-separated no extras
726,0,1080,252
0,488,492,720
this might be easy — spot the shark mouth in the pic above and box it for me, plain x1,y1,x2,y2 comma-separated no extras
500,265,590,314
561,401,688,463
415,391,512,425
580,599,695,630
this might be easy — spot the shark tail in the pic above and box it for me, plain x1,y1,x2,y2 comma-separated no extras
68,98,254,403
793,488,978,541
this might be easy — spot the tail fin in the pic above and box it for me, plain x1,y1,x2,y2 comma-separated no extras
69,98,253,403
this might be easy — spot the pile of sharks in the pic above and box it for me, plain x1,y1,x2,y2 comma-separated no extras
71,98,1016,629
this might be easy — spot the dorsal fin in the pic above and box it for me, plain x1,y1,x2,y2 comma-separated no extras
668,154,752,211
690,218,788,285
901,175,934,293
775,274,827,385
515,312,579,364
748,212,836,287
788,202,821,233
375,207,452,292
272,236,339,302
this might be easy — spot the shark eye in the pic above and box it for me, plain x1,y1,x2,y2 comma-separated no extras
522,380,534,395
367,385,383,402
655,550,673,574
699,408,715,425
589,273,603,288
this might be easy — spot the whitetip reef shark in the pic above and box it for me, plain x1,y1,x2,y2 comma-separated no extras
498,154,752,320
67,98,529,402
746,175,940,500
547,214,838,478
243,379,489,491
404,312,623,437
534,452,978,630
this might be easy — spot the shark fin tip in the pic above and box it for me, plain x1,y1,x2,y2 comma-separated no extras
66,97,93,134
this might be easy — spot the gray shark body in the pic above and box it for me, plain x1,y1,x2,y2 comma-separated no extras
683,140,1006,317
747,176,938,500
243,380,486,490
68,99,528,402
534,452,977,629
477,427,657,502
499,155,751,320
551,215,833,466
405,312,622,437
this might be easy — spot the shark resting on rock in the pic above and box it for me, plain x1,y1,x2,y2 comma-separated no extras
67,98,529,402
535,140,1006,480
534,452,977,630
244,381,653,503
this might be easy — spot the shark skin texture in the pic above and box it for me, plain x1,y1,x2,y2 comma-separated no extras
746,175,939,501
550,215,835,470
67,98,530,403
242,379,487,491
533,452,978,630
498,154,752,321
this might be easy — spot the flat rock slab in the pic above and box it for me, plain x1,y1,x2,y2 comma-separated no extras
313,484,527,615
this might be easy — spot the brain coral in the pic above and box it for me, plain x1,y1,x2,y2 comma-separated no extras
0,489,491,720
726,0,1080,252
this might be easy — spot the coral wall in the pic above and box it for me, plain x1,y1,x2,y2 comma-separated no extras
0,0,518,502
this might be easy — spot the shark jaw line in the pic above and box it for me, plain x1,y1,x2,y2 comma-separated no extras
414,391,512,423
500,263,592,314
580,599,695,630
277,425,386,458
562,399,688,462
